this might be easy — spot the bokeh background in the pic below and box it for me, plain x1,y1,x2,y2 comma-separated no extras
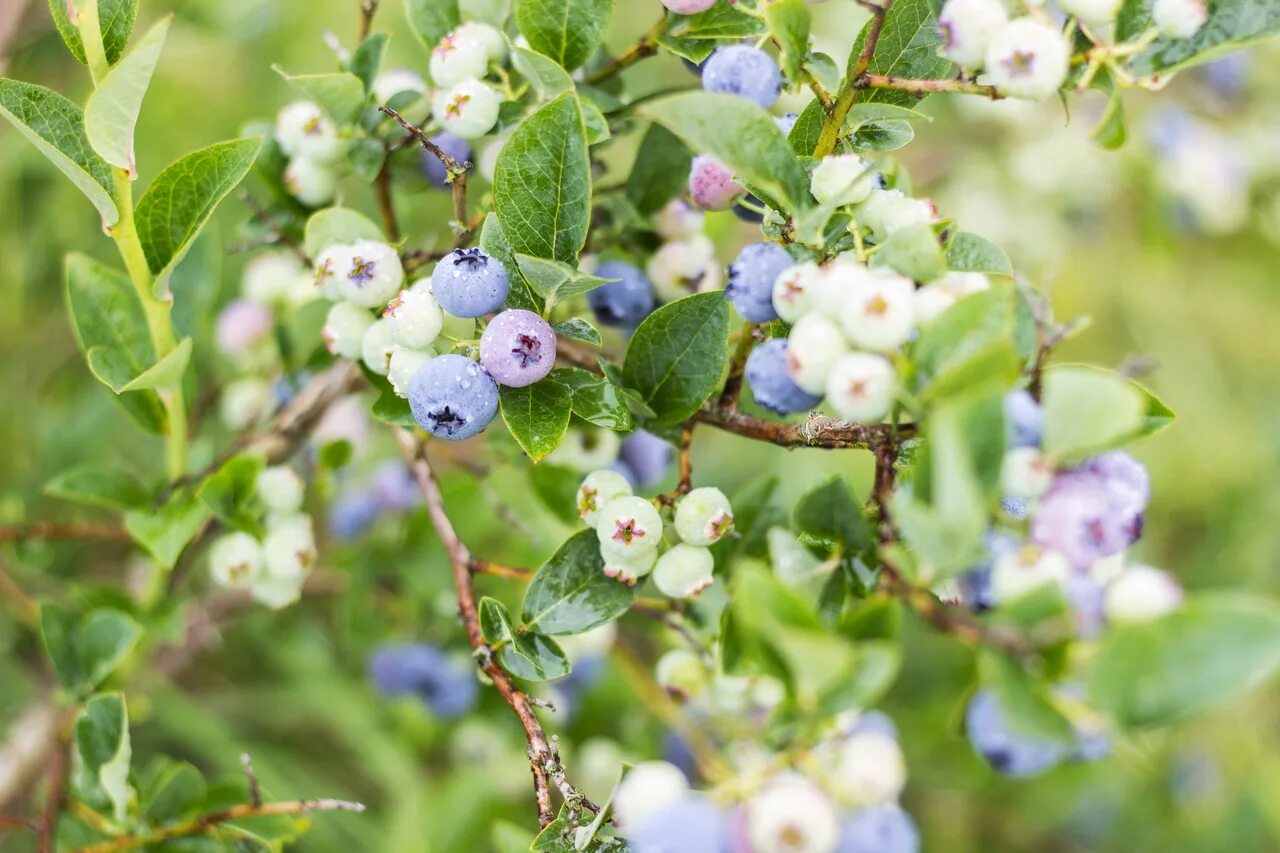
2,0,1279,850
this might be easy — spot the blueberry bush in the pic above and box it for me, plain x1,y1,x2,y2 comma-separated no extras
1,0,1279,850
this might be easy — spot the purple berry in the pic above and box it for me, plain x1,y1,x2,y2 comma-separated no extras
1004,390,1042,448
431,248,510,318
745,339,823,415
1075,450,1150,508
966,688,1067,777
368,643,478,718
628,795,730,853
369,461,421,510
479,309,557,387
407,354,500,441
329,491,379,541
701,45,783,109
421,131,472,188
1064,573,1106,639
619,430,672,489
847,710,899,741
1030,472,1144,570
726,242,791,323
774,112,799,136
836,804,920,853
689,154,744,211
588,262,655,328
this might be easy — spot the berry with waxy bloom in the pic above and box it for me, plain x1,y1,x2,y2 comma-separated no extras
339,240,404,308
991,543,1071,602
771,261,822,323
966,688,1068,777
431,247,511,317
787,313,850,395
420,132,472,188
825,352,896,422
913,271,991,325
726,242,791,323
1030,466,1146,570
384,281,444,350
577,469,634,528
455,21,507,64
209,532,265,589
596,496,663,560
613,761,689,833
811,153,877,207
985,18,1070,101
858,189,936,240
837,804,921,853
1004,389,1043,448
702,45,784,109
257,465,304,514
839,268,916,352
407,354,501,441
602,548,658,585
746,339,824,415
938,0,1009,69
388,346,433,398
832,729,908,807
322,301,374,360
479,309,557,387
1104,564,1183,624
283,156,337,207
653,544,715,598
674,487,734,546
619,430,673,489
368,643,479,718
275,100,343,163
746,773,841,853
588,261,655,328
312,243,351,300
434,79,501,140
430,29,489,88
648,236,721,302
360,318,398,375
689,154,744,210
1153,0,1208,38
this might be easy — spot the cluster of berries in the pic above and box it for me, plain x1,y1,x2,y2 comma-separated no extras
939,0,1207,103
576,472,734,598
615,710,918,853
208,466,317,608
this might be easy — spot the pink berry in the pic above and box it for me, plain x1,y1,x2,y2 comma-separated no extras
688,154,744,210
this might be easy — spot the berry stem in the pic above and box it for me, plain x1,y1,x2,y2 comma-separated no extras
585,15,670,86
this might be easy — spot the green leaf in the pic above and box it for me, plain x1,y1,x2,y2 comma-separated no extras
198,454,265,531
41,606,143,694
980,651,1077,745
764,0,812,84
514,254,607,306
404,0,460,47
626,122,693,216
515,0,614,72
480,213,541,312
664,2,767,40
48,0,139,66
1133,377,1175,438
641,91,811,213
84,15,171,175
946,231,1013,276
874,222,946,282
1117,0,1280,76
1087,592,1280,728
114,337,191,393
64,253,166,432
0,79,118,225
45,465,148,510
622,292,730,425
124,491,210,569
74,692,132,821
142,761,207,824
580,97,610,145
793,477,871,552
304,206,384,257
848,0,953,108
911,284,1022,403
348,136,385,183
494,93,591,265
135,138,264,282
521,529,635,634
1041,365,1145,462
551,317,602,347
511,44,574,100
499,379,574,462
849,120,915,153
350,33,389,94
533,804,629,852
1092,88,1127,150
273,68,367,124
551,367,632,431
480,598,571,681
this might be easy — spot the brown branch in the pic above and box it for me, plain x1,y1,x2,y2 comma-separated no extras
657,426,695,507
37,738,68,853
0,815,37,832
468,559,534,582
358,0,378,41
857,74,1000,98
849,1,889,80
585,16,670,86
814,0,892,157
374,157,401,243
379,106,472,240
0,522,129,544
70,798,365,853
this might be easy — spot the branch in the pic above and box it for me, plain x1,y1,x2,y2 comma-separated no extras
379,106,472,239
468,559,534,582
0,522,129,544
69,798,365,853
357,0,378,41
374,156,401,243
849,0,889,80
814,0,892,157
37,739,68,853
858,74,1000,98
0,561,38,627
586,16,670,85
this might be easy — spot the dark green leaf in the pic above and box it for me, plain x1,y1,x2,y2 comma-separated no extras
521,529,635,634
513,254,608,305
515,0,614,72
350,33,389,93
124,491,210,569
41,606,143,694
499,379,574,462
45,465,148,510
198,454,265,532
793,477,870,552
665,2,766,40
626,122,693,216
551,317,602,347
142,761,207,824
764,0,811,84
622,292,730,425
480,598,572,681
480,213,541,312
1117,0,1280,76
946,231,1013,275
551,367,632,431
74,692,132,820
848,0,953,108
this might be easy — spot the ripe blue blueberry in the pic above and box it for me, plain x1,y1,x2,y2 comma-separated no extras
407,354,500,441
421,132,472,188
479,309,557,387
836,805,921,853
745,339,823,415
369,461,422,510
588,262,655,328
628,795,730,853
1004,389,1043,448
431,248,510,318
702,45,783,109
619,429,672,489
329,491,379,541
726,242,792,323
965,688,1067,777
368,643,478,718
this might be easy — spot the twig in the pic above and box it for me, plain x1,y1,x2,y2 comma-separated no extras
848,1,889,80
240,753,262,807
0,522,130,544
468,559,534,582
37,738,68,853
374,156,401,243
0,815,37,832
586,16,670,85
0,562,38,627
69,799,366,853
379,106,472,238
357,0,378,41
656,426,695,507
814,0,892,157
857,74,1000,98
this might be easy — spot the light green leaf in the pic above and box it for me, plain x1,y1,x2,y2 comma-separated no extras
765,0,811,83
493,92,591,264
404,0,461,48
47,0,138,66
124,491,210,569
641,91,811,213
515,0,614,72
874,222,946,282
1088,592,1280,728
663,2,767,41
198,453,265,532
141,761,207,824
980,651,1077,744
480,597,571,681
74,692,132,821
135,138,263,281
622,292,730,425
85,15,171,174
911,284,1022,403
513,254,607,305
1117,0,1280,75
116,337,191,392
273,68,367,124
1041,365,1145,462
45,465,148,510
350,33,389,94
510,44,574,100
304,206,385,257
499,379,574,462
550,318,602,347
626,122,692,216
0,79,118,225
41,606,143,694
946,231,1013,275
521,529,635,634
793,477,870,552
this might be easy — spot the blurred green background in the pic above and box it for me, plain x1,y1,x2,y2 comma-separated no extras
2,1,1279,850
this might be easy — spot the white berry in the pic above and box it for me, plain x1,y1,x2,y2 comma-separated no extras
839,269,916,351
985,18,1070,101
1001,447,1053,499
771,261,822,323
339,240,404,308
243,251,312,307
322,300,374,359
786,313,850,395
209,531,265,589
387,346,433,398
434,79,501,140
654,648,707,700
601,548,658,585
833,731,907,807
1104,565,1183,624
383,280,445,349
596,496,663,559
747,773,840,853
262,513,316,583
257,465,305,514
938,0,1009,69
275,101,344,163
858,189,936,241
674,487,734,546
1153,0,1208,38
653,544,715,598
456,21,508,64
577,469,634,527
913,271,990,324
991,544,1070,602
646,236,721,302
824,352,896,422
1059,0,1122,25
430,29,489,88
613,761,689,833
360,318,398,375
283,156,338,207
810,153,876,207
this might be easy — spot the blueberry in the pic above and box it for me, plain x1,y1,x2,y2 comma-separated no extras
1030,473,1143,570
774,112,799,136
965,688,1067,777
1075,451,1150,507
702,45,783,109
628,795,730,853
368,643,478,718
369,461,421,510
421,132,472,188
407,354,500,441
1003,389,1043,448
431,248,510,318
688,154,744,211
329,491,379,541
588,262,655,328
745,339,823,415
726,242,791,323
479,309,557,387
618,429,672,488
836,805,920,853
731,197,766,223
